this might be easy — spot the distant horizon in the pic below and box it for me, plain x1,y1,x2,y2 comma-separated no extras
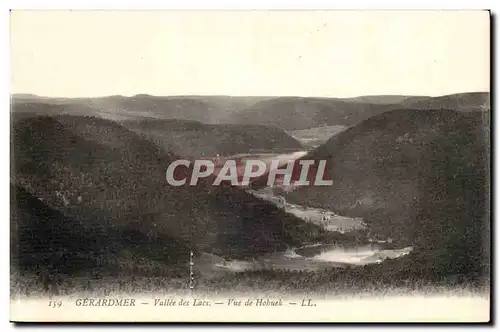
10,90,490,100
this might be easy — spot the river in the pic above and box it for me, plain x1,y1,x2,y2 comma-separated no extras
196,150,413,275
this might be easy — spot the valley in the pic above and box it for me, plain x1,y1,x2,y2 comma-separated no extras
9,91,491,296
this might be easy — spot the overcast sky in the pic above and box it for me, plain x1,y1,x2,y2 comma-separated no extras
10,10,490,98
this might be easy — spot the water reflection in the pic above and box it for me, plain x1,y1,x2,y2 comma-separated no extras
200,243,413,274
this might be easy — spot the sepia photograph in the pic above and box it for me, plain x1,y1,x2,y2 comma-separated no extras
8,10,491,323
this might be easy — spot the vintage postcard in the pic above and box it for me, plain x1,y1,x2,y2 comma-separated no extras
9,10,491,323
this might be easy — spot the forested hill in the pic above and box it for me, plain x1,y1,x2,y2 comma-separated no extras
11,114,342,278
285,108,490,277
